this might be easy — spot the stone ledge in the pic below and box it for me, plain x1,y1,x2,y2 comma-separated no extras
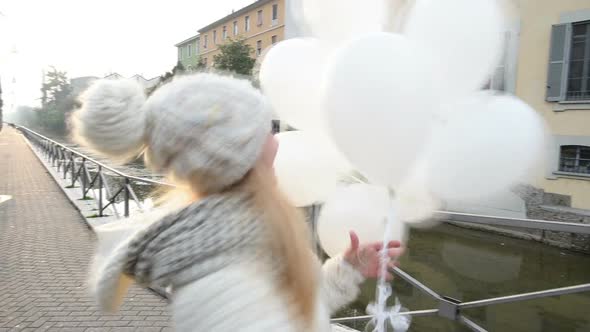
539,205,590,218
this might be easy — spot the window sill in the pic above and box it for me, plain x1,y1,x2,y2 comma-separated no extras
553,101,590,112
553,171,590,180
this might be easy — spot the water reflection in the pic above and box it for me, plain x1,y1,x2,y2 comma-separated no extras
441,242,522,283
340,224,590,331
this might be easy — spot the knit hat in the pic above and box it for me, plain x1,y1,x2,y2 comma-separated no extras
73,73,272,193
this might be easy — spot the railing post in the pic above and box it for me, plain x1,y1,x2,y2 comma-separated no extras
49,144,53,165
70,152,75,187
124,178,130,217
63,148,68,180
81,158,86,198
98,166,103,217
51,144,56,167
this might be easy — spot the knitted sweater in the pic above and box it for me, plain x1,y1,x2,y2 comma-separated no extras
90,192,365,331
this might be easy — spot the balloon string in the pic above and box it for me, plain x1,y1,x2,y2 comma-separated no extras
366,193,410,332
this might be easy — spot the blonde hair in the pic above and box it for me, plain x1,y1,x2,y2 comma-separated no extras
159,164,318,326
240,166,318,325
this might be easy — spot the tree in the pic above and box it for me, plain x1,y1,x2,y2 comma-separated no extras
41,67,73,111
196,57,206,70
213,38,256,76
36,67,74,135
147,62,187,96
173,61,186,75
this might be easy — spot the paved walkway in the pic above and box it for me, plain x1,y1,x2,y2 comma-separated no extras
0,127,172,332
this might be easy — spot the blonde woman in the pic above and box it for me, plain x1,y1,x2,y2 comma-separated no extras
75,73,403,331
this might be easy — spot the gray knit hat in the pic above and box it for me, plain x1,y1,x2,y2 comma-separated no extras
73,73,272,193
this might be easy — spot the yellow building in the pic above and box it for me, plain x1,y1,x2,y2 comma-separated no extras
176,0,287,68
498,0,590,209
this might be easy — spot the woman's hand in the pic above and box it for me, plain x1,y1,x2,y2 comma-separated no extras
343,231,404,281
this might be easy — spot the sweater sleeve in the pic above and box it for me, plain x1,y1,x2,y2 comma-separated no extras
88,232,140,313
321,254,366,315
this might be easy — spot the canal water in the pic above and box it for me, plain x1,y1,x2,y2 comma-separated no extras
48,132,590,332
337,224,590,331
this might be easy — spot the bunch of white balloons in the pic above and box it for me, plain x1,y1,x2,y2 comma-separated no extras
264,0,546,255
264,1,547,331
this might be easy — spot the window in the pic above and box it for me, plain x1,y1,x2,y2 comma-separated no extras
559,145,590,174
272,4,279,26
213,30,217,44
271,35,277,45
245,16,250,32
257,40,262,56
203,35,208,49
187,43,192,57
547,20,590,102
483,31,510,91
567,22,590,100
223,26,227,39
233,21,238,35
257,10,263,26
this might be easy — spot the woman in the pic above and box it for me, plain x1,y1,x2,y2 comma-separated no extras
74,73,403,331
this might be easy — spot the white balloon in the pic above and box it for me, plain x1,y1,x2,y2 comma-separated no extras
404,0,506,96
393,163,440,224
323,32,442,187
302,0,388,46
274,131,351,207
425,92,547,201
260,38,327,132
318,184,407,258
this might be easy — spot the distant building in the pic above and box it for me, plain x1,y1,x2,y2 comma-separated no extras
175,35,201,71
129,74,161,90
71,74,161,102
103,73,124,80
176,0,290,70
103,73,161,90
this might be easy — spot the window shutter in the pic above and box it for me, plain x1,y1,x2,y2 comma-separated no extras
546,24,571,101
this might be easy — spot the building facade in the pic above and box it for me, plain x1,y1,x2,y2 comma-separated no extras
502,0,590,209
175,35,201,70
176,0,286,70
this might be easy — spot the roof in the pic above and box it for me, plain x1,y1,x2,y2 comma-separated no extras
174,34,201,47
198,0,273,33
104,73,123,79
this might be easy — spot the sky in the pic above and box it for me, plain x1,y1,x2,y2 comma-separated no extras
0,0,254,109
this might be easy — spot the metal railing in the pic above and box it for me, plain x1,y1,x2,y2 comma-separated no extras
13,124,173,218
10,123,590,332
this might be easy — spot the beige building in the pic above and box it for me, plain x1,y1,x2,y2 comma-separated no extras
500,0,590,209
176,0,289,70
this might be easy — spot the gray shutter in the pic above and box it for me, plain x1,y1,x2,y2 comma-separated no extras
546,24,572,101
